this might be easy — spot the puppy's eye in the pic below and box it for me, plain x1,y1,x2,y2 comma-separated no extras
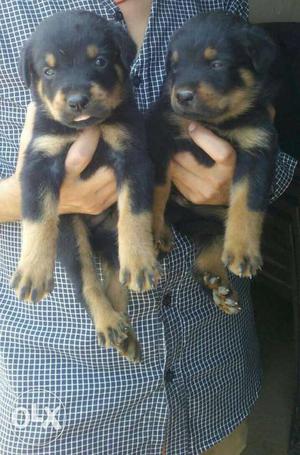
44,67,56,78
211,60,224,70
95,56,107,68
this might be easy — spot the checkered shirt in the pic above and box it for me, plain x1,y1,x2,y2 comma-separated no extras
0,1,297,454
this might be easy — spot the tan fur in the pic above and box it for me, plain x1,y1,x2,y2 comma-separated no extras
102,262,128,314
118,184,158,291
12,193,59,302
196,81,257,124
171,50,179,63
101,123,130,150
224,127,270,151
45,53,56,67
37,81,66,122
153,168,173,253
203,47,217,60
90,82,124,110
223,179,264,276
196,236,226,279
86,44,99,58
239,68,255,88
72,216,129,345
32,134,77,156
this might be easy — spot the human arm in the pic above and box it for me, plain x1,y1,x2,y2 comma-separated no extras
0,104,117,224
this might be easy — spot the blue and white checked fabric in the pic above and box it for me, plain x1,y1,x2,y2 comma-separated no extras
0,1,297,454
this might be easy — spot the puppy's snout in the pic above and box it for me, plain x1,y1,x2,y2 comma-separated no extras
67,94,89,112
176,89,195,105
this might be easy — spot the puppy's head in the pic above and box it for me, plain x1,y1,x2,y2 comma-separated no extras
19,11,136,128
167,12,277,123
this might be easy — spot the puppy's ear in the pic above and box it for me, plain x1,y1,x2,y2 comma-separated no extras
242,26,277,74
18,39,33,88
111,23,137,72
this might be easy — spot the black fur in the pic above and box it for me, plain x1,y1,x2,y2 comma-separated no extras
147,12,279,310
13,11,156,361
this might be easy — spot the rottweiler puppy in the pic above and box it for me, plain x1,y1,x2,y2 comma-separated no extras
11,11,159,361
147,12,278,314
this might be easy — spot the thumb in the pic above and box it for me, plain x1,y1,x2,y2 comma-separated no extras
65,125,101,176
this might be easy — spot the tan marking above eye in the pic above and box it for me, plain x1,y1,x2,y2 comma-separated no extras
239,68,255,88
203,47,217,60
87,45,100,59
45,53,56,68
171,50,179,63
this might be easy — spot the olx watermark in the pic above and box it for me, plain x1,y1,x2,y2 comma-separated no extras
11,388,66,447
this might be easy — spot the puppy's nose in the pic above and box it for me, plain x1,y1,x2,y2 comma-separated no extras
176,89,194,105
67,94,89,112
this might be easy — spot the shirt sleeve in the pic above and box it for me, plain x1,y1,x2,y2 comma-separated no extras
225,0,249,21
270,151,298,203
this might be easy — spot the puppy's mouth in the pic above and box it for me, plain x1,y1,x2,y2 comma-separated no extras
172,100,226,122
73,114,92,122
60,111,112,128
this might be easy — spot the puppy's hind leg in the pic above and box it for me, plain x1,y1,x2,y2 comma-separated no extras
195,236,241,315
102,263,141,363
58,215,137,361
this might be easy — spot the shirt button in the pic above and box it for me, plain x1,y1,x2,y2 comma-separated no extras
114,10,124,21
162,293,172,308
132,74,142,88
165,370,175,383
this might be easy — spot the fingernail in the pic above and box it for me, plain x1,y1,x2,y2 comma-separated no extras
188,122,197,133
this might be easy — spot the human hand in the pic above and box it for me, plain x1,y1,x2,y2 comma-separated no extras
171,122,236,205
18,103,117,215
59,127,117,215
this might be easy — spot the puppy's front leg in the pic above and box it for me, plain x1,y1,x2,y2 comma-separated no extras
222,133,277,277
11,147,66,302
101,122,159,292
118,181,159,292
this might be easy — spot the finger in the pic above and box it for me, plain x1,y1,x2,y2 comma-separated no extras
171,154,207,184
16,102,37,174
172,173,206,205
84,166,116,192
172,152,207,179
65,125,101,176
188,123,236,165
95,192,118,213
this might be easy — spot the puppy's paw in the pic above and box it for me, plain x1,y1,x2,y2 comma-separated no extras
11,261,54,303
119,249,160,292
96,311,132,350
203,272,241,315
222,241,263,278
116,328,141,363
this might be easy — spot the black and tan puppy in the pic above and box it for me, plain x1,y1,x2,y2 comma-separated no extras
148,12,278,314
12,11,159,361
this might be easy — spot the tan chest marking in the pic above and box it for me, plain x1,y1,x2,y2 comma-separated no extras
101,123,130,151
32,134,77,156
224,127,270,151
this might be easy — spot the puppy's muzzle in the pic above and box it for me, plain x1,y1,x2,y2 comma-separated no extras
67,94,90,113
175,89,195,106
